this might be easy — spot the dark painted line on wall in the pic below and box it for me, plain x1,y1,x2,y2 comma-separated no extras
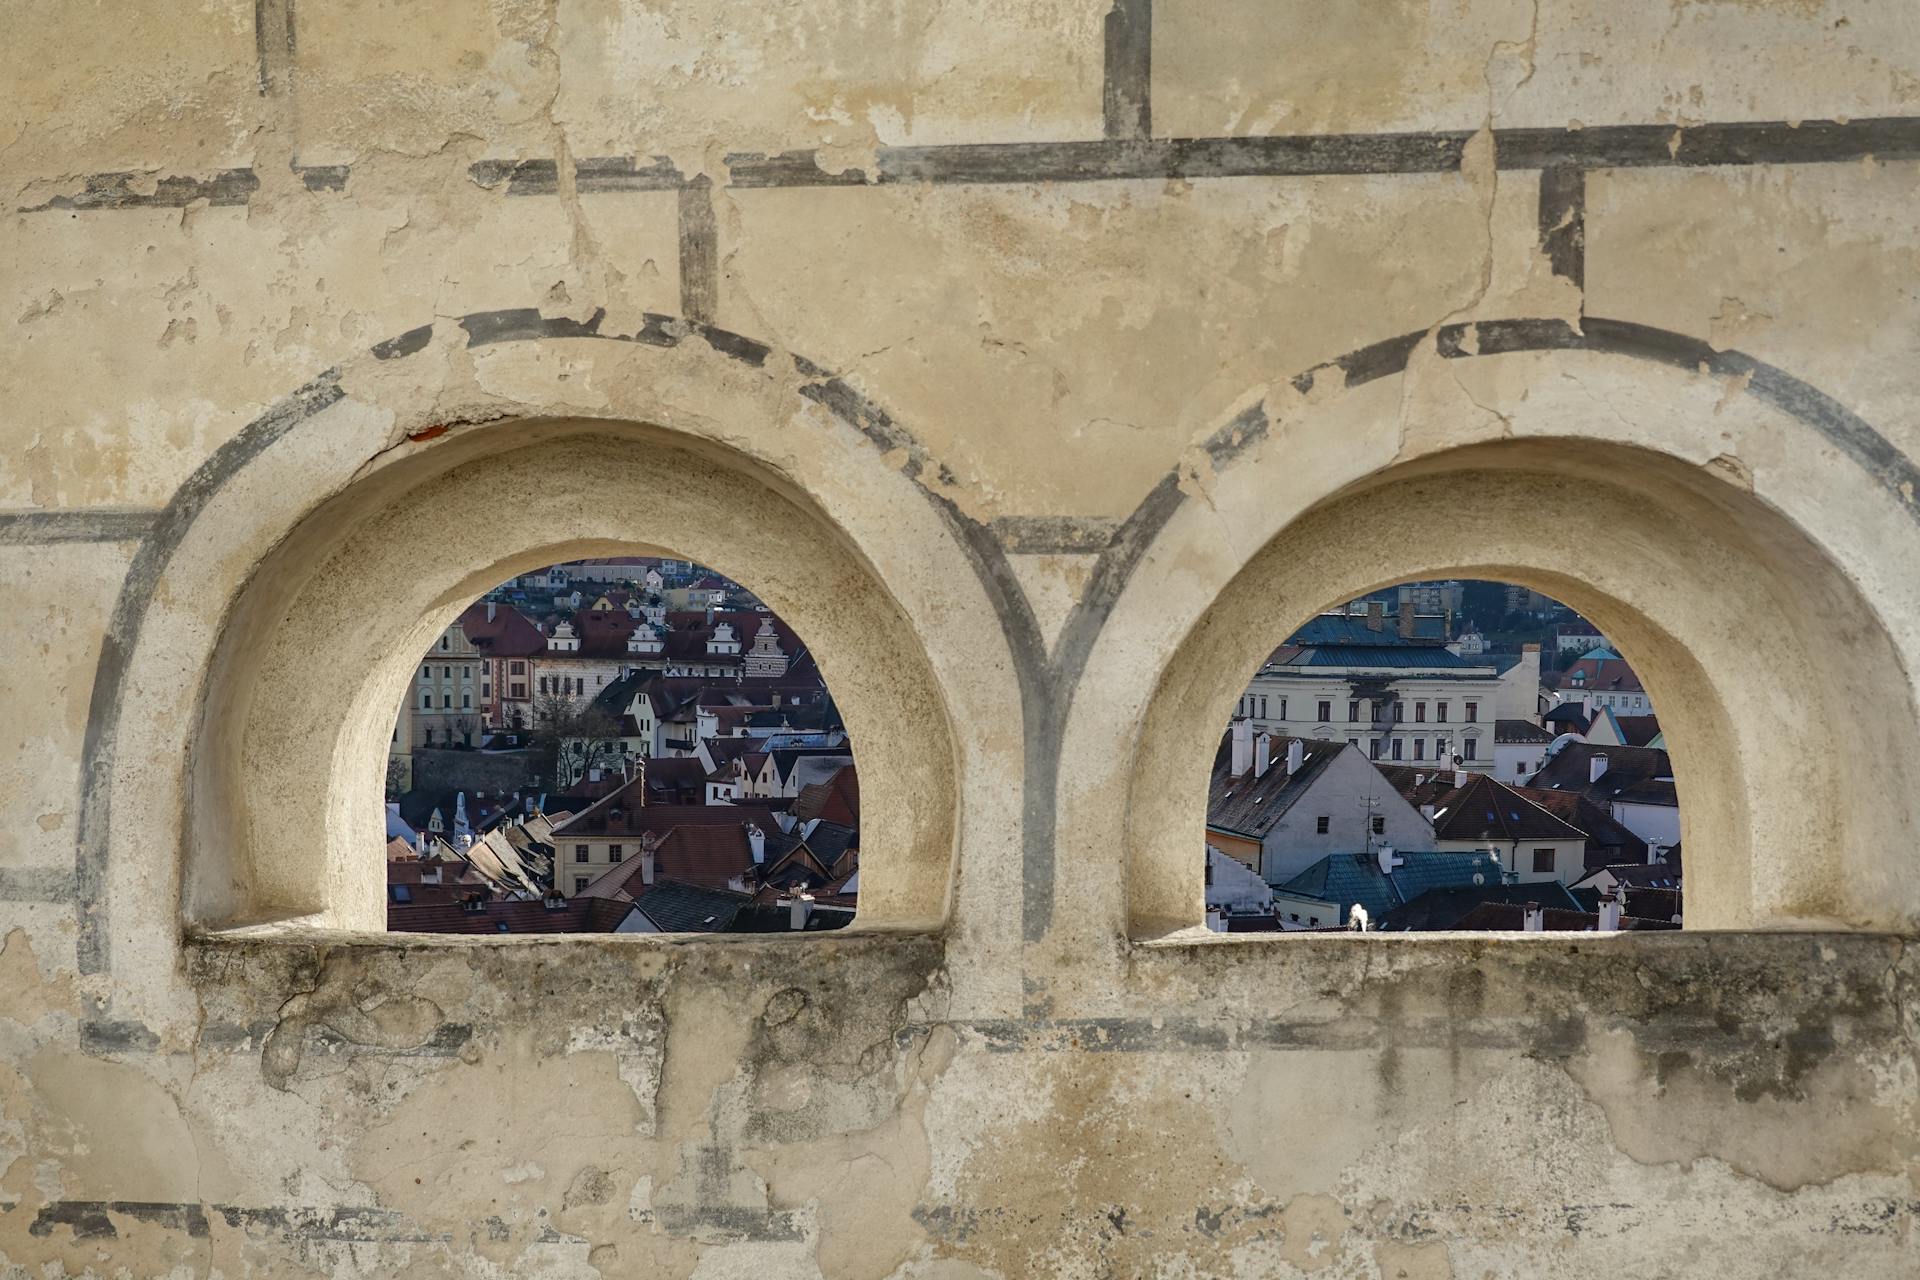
726,115,1920,187
20,116,1919,216
18,169,260,213
1538,166,1585,293
74,371,346,977
678,175,720,325
254,0,296,97
0,509,159,546
1102,0,1152,141
470,156,684,195
991,515,1122,554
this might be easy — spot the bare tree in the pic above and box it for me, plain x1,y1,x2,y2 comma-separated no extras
529,692,625,789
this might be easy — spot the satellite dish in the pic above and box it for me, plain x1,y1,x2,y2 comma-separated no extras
1473,873,1485,885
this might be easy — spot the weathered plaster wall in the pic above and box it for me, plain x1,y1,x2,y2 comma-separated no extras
4,1,1919,1275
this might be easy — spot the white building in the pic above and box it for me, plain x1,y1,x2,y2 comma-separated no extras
1238,604,1538,774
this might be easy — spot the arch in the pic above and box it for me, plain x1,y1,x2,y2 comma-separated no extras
79,314,1026,983
1068,325,1920,941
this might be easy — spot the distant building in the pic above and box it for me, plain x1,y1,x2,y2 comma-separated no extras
1237,603,1538,772
1272,848,1508,930
1527,742,1681,857
1206,725,1431,885
1555,646,1651,715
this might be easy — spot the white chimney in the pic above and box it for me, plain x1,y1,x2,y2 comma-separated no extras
1230,718,1252,777
1376,844,1402,877
1420,803,1436,820
486,600,496,622
1523,902,1544,932
789,893,814,931
640,833,658,886
1599,891,1623,932
747,823,766,865
1590,753,1609,784
1286,739,1304,775
1254,734,1272,778
1453,770,1468,788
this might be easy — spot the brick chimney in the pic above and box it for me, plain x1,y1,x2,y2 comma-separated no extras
1230,717,1252,777
1366,600,1385,632
1398,600,1415,638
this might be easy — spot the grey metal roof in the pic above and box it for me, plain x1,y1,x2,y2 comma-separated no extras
1277,851,1506,922
634,880,750,933
1206,736,1344,839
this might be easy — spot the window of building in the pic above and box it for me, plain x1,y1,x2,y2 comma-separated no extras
1371,815,1385,835
1532,848,1555,874
1437,701,1448,722
608,843,623,862
1393,701,1404,722
1414,701,1425,722
1258,696,1267,718
461,694,471,709
442,695,451,708
1390,738,1402,760
1413,739,1425,760
421,692,431,709
1315,816,1330,833
1462,739,1477,761
1465,701,1478,722
440,636,449,651
1346,700,1358,722
1370,739,1382,760
575,844,589,862
575,877,589,894
1318,700,1332,721
511,660,525,674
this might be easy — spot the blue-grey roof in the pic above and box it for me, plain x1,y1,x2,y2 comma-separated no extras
1276,645,1485,670
1287,614,1450,646
1276,851,1506,922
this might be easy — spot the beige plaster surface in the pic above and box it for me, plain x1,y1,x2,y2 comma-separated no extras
2,2,1918,1275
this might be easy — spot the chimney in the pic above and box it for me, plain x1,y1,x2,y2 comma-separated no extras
640,832,658,886
1285,739,1304,775
1420,803,1436,820
1398,600,1415,638
1376,844,1402,877
747,822,766,865
486,600,497,622
1589,753,1609,784
789,893,814,931
1366,600,1385,632
1523,902,1544,932
1454,769,1468,788
1598,890,1623,932
1230,718,1252,777
1254,734,1272,778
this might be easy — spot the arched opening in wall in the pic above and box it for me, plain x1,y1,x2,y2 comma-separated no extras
1206,579,1681,935
386,556,857,936
186,420,956,940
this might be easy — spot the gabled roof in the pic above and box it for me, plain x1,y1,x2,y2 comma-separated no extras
793,764,860,826
1507,784,1650,869
388,895,630,934
631,880,751,932
458,601,548,657
1379,881,1586,931
1529,742,1677,808
1614,714,1662,747
1494,718,1555,743
1278,850,1505,923
1557,652,1644,693
1375,768,1587,843
1451,901,1678,931
1206,734,1345,839
1287,612,1450,646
